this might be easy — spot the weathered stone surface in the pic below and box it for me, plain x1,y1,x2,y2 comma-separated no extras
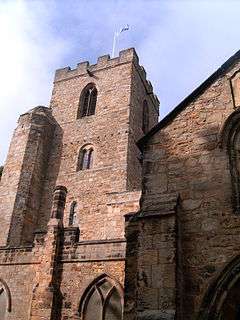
1,47,240,320
0,48,159,320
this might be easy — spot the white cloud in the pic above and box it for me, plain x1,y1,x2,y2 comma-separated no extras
0,0,72,163
0,0,240,163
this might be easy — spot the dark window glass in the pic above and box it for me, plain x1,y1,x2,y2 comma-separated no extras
87,149,94,169
69,201,77,226
88,88,97,116
78,84,97,119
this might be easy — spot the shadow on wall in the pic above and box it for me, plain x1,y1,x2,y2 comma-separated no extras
0,166,3,181
37,122,63,233
139,120,240,319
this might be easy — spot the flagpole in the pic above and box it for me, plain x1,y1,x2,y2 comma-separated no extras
112,31,117,58
111,25,129,58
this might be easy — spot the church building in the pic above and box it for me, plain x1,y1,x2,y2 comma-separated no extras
0,47,240,320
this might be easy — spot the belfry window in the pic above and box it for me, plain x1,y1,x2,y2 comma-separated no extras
77,145,94,171
79,274,123,320
69,201,77,226
142,100,149,134
78,84,97,118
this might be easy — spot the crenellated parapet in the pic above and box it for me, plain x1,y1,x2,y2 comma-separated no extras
54,48,138,82
54,48,159,108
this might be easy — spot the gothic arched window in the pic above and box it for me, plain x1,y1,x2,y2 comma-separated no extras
79,274,123,320
69,201,77,226
77,145,94,171
220,109,240,214
78,84,97,118
0,279,11,319
142,100,149,134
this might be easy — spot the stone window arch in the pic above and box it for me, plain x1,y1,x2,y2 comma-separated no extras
69,201,77,226
77,83,97,118
0,279,11,319
219,109,240,214
77,145,94,171
198,255,240,320
79,274,123,320
142,100,149,134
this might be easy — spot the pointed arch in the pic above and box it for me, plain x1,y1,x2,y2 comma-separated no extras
77,83,97,118
79,274,124,320
219,109,240,214
77,144,94,171
0,278,11,318
198,255,240,320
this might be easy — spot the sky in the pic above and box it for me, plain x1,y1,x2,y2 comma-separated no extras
0,0,240,164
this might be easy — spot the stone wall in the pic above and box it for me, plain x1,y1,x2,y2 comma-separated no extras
133,59,240,319
38,48,158,242
0,107,55,246
0,246,37,320
0,48,159,319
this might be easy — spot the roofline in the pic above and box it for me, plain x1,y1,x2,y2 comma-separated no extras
137,49,240,149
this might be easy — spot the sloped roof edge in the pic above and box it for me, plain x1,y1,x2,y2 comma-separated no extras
138,49,240,149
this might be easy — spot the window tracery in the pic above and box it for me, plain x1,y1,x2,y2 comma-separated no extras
79,274,123,320
78,84,97,118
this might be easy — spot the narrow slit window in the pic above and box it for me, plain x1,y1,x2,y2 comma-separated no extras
69,201,77,226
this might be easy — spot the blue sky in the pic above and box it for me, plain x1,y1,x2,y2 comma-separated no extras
0,0,240,164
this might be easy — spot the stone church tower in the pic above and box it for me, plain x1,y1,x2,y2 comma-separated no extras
2,46,240,320
0,48,159,319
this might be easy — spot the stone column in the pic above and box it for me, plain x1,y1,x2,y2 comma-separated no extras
30,186,67,320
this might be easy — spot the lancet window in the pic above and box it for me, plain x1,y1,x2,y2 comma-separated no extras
77,84,97,118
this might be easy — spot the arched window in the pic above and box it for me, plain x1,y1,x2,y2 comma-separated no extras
220,109,240,214
142,100,149,134
69,201,77,226
77,145,94,171
0,279,11,319
79,274,123,320
78,84,97,118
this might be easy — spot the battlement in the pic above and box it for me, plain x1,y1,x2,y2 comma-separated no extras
54,47,159,107
55,48,138,81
